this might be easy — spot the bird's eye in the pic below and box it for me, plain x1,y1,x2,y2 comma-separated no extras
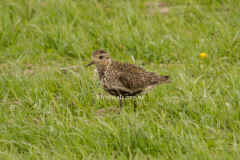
99,56,104,59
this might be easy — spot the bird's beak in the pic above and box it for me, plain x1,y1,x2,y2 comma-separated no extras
86,61,94,67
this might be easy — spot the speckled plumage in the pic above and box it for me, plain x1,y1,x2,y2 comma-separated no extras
87,50,170,110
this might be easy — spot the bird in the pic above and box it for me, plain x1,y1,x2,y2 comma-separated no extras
87,50,170,111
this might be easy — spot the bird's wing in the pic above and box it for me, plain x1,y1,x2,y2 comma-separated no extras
113,61,170,90
118,72,149,90
119,71,169,90
118,73,134,89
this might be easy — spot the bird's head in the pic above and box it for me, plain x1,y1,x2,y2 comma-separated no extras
87,50,111,67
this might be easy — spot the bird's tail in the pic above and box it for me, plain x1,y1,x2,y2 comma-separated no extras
158,75,170,83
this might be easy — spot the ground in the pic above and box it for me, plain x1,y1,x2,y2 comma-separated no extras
0,0,240,159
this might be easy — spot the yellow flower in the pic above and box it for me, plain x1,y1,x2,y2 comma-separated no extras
200,52,207,59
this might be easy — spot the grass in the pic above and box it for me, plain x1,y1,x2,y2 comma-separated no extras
0,0,240,159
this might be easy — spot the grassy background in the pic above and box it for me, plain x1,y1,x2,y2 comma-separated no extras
0,0,240,159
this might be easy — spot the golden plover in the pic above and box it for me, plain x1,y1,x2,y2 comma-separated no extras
87,50,170,111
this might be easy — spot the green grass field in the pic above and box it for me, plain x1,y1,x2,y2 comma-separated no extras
0,0,240,159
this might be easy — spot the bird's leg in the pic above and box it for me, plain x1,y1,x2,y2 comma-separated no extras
123,96,126,105
133,98,137,112
119,96,123,109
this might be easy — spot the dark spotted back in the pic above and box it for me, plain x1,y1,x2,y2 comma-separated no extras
111,61,169,90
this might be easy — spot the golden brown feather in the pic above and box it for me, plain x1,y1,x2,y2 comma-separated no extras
87,50,170,110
